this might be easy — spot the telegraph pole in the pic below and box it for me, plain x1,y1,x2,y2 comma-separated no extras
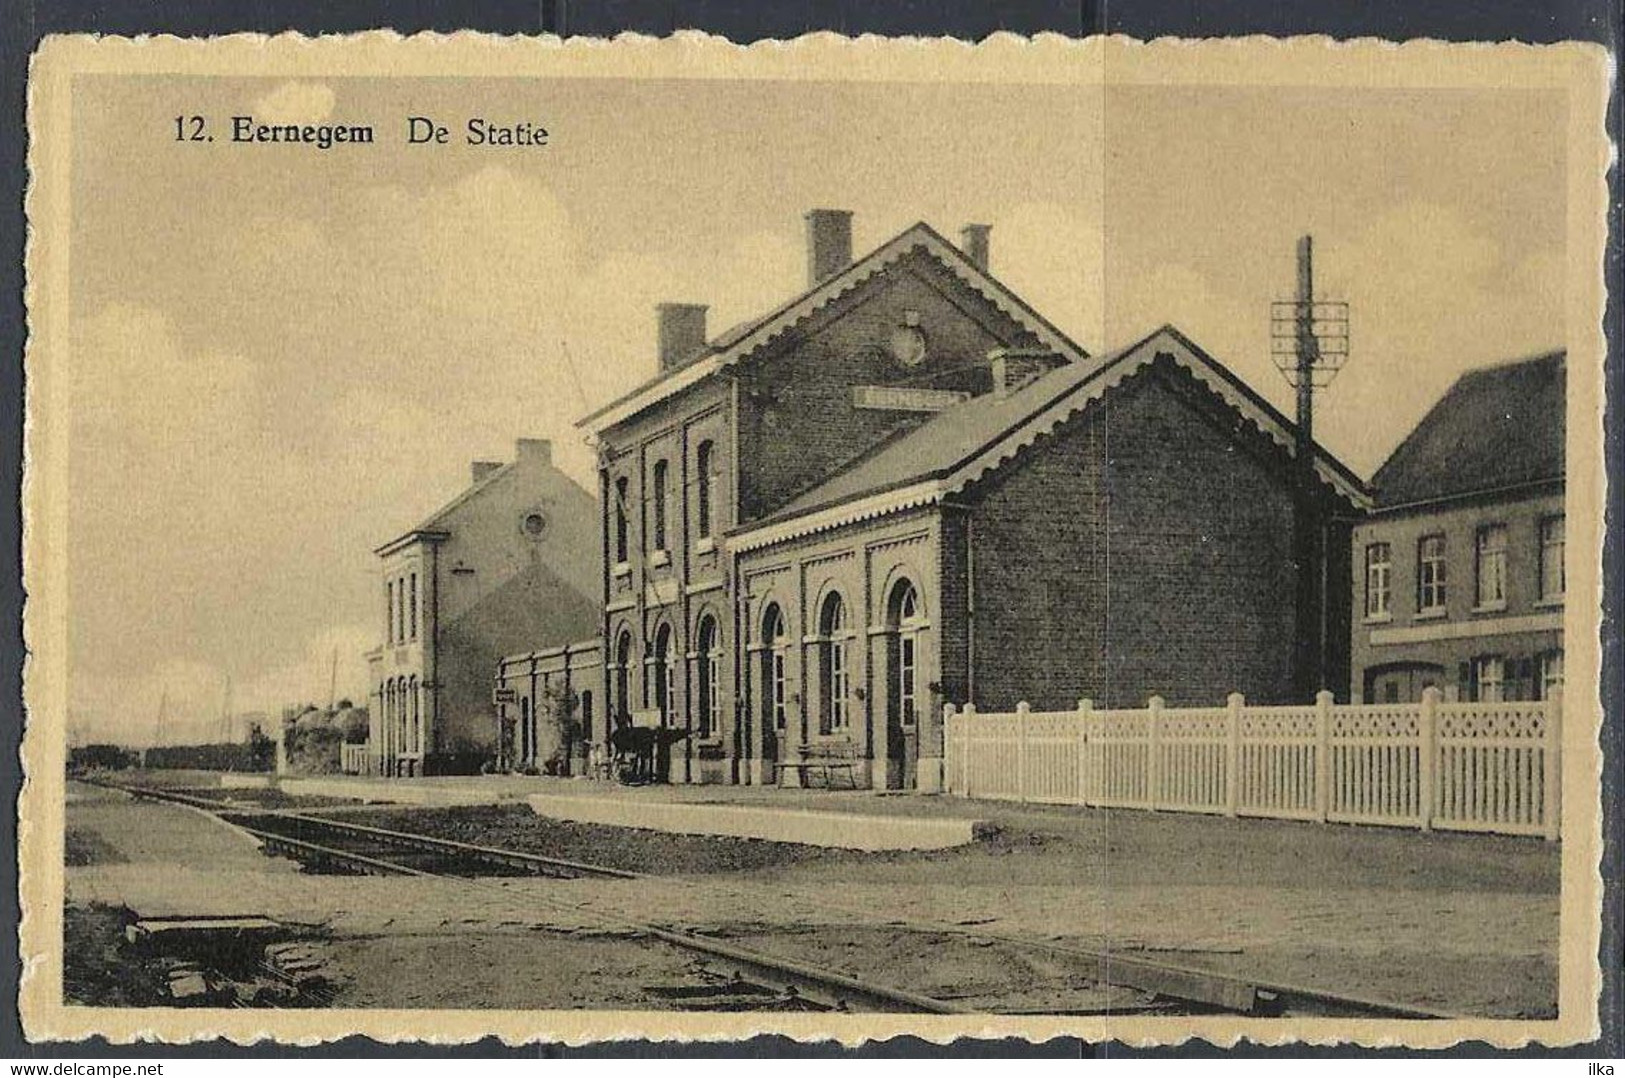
1272,236,1349,700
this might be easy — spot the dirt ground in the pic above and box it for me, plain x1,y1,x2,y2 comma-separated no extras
64,779,1560,1017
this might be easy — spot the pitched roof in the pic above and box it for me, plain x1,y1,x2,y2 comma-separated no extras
730,325,1369,552
576,220,1091,433
1371,351,1565,509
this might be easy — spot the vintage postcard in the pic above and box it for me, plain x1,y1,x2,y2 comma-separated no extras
19,33,1611,1048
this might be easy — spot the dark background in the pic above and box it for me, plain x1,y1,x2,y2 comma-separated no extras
3,0,1619,1060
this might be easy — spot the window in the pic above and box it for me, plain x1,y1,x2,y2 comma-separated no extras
818,593,850,734
1474,656,1505,703
762,604,788,731
696,616,721,738
651,459,669,552
1540,515,1565,600
409,573,418,640
1539,649,1564,700
386,580,395,644
696,441,714,540
1475,524,1508,608
579,691,594,740
1364,543,1391,619
1417,535,1447,614
519,696,531,762
614,477,630,564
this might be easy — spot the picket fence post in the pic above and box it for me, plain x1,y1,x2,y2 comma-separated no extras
1315,690,1333,822
962,703,977,797
1543,687,1562,843
1147,695,1163,810
1225,692,1242,817
1419,686,1439,832
1076,698,1092,807
944,703,959,796
1016,701,1031,801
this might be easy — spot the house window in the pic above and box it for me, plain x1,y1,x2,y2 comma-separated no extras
1475,524,1508,609
614,477,630,564
818,593,849,735
1540,515,1565,600
696,615,720,738
386,580,395,644
1417,535,1447,614
696,441,714,540
1364,543,1391,619
1539,649,1564,700
1475,656,1505,703
651,459,669,552
409,573,418,640
762,604,788,731
890,580,921,727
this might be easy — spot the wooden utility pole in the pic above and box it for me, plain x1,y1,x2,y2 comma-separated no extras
1273,236,1349,702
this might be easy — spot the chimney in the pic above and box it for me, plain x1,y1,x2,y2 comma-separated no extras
657,303,709,372
515,438,552,465
961,224,991,271
805,209,854,287
471,460,503,483
990,347,1065,399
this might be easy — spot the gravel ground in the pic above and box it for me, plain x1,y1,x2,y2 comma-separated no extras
65,781,1560,1016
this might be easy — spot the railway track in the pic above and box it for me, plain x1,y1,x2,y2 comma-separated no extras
84,777,1457,1018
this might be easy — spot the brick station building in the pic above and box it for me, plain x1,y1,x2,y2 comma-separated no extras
576,210,1366,791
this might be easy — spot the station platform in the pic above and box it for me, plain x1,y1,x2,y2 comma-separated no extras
263,773,982,850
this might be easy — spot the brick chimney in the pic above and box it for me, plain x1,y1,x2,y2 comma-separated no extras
515,438,552,465
961,224,991,271
990,347,1065,399
657,303,709,372
805,209,854,287
471,460,503,483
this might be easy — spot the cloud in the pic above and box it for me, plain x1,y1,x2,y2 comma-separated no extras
251,81,336,125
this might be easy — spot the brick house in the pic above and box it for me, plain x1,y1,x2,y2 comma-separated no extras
1350,352,1565,704
366,438,599,775
577,210,1365,790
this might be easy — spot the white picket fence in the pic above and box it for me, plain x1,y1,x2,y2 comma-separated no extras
944,688,1561,840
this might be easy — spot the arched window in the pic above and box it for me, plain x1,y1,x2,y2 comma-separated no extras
395,677,409,750
818,592,849,734
614,477,630,564
887,580,922,727
651,459,669,552
696,441,714,540
761,604,788,731
696,614,721,738
614,630,633,723
652,623,674,722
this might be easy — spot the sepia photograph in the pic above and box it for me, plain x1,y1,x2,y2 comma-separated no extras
18,33,1610,1048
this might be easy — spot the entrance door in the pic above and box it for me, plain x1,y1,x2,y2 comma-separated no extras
884,580,922,790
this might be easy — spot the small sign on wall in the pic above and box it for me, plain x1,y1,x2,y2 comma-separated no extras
493,686,517,705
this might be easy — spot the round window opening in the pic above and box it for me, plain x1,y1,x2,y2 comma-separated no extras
522,512,548,538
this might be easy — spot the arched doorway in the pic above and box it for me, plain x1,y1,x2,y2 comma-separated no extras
884,578,923,790
650,622,674,781
760,603,788,777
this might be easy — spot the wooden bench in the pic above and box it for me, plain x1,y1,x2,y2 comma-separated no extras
773,741,861,789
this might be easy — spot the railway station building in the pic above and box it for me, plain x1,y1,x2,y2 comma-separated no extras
366,438,600,775
576,210,1366,791
1349,351,1566,705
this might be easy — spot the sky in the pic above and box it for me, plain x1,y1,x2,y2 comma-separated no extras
60,73,1567,744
